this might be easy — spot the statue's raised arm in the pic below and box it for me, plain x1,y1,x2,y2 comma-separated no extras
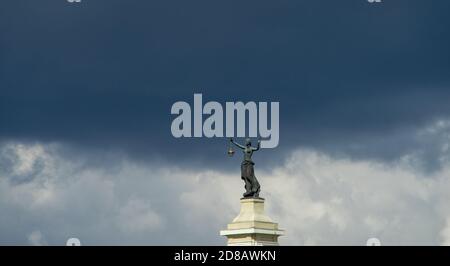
230,138,246,150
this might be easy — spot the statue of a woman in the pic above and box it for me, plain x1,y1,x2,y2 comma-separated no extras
230,138,261,198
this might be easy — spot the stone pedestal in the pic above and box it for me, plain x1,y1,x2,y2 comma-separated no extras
220,198,284,246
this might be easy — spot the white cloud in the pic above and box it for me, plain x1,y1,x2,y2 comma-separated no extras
117,198,162,233
260,150,441,245
440,217,450,246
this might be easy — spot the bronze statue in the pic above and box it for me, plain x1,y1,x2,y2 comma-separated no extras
229,138,261,198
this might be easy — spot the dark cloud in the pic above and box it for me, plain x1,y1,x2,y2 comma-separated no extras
1,0,450,169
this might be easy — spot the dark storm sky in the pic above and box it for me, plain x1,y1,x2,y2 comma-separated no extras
1,0,450,169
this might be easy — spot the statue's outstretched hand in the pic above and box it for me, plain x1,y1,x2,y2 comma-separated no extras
255,139,261,150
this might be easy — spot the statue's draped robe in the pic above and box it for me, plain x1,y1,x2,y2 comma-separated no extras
241,159,260,196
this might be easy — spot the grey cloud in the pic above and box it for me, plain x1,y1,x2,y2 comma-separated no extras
2,119,450,245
